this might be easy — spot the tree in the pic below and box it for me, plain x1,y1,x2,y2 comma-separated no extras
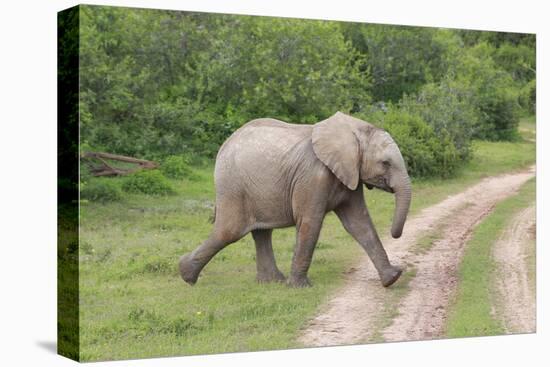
79,7,371,158
343,23,461,102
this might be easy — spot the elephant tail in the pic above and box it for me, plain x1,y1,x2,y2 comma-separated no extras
208,206,216,224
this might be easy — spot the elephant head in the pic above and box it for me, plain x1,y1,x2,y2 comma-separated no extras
312,112,411,239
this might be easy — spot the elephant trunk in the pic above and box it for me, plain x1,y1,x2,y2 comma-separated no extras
390,173,411,239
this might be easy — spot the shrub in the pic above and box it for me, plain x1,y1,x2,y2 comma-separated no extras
80,179,123,203
519,78,536,115
493,42,536,84
122,170,174,195
453,43,521,141
361,109,460,178
80,10,371,159
399,78,478,161
161,155,196,180
475,85,520,141
342,24,460,103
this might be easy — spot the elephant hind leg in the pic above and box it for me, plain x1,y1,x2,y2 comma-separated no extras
179,227,246,285
287,217,324,288
179,200,249,285
252,229,286,283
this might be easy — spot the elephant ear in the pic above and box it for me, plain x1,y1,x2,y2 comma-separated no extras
312,112,362,190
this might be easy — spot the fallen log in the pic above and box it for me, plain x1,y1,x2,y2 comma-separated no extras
81,152,159,177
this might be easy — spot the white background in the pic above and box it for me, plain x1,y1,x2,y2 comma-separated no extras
0,0,547,366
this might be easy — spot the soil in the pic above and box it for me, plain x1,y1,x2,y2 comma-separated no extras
493,205,536,334
299,166,535,346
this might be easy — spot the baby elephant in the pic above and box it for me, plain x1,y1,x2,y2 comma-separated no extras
179,112,411,288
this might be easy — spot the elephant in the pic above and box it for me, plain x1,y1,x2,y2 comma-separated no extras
179,111,411,288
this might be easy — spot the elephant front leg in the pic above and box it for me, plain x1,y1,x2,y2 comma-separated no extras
288,218,323,287
335,196,402,287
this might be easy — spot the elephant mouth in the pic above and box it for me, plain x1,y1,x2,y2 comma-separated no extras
379,185,395,193
365,179,394,193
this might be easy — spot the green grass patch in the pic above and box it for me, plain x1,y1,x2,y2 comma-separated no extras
445,178,536,338
410,202,473,256
412,231,442,256
80,179,123,203
58,204,80,360
78,120,535,361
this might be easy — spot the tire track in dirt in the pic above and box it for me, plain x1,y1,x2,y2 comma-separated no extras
493,205,536,334
299,166,535,346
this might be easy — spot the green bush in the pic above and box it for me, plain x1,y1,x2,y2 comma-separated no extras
342,24,462,103
361,109,459,178
475,86,520,141
453,43,521,141
77,7,534,165
122,170,174,195
80,179,123,203
493,42,536,84
399,78,478,161
161,155,196,180
519,78,536,115
80,9,370,159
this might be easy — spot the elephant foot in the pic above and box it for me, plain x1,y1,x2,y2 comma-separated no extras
287,274,312,288
257,270,286,284
179,254,200,285
380,265,402,287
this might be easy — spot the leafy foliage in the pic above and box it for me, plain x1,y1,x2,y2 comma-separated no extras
122,170,175,195
453,43,521,140
80,7,369,159
58,7,80,205
359,107,460,178
493,42,536,84
78,5,535,180
519,79,536,115
384,111,460,178
342,24,460,103
161,155,197,180
399,78,479,160
80,179,123,203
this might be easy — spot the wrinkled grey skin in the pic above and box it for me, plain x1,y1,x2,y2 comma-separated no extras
179,112,412,288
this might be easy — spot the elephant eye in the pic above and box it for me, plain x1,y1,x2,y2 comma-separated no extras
382,160,391,167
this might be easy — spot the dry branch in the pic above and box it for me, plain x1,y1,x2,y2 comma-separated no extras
81,152,159,177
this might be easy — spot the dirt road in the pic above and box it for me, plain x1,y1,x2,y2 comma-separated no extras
493,205,536,334
299,166,535,346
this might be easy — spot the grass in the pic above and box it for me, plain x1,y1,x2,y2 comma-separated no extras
445,178,536,338
58,204,80,360
76,119,536,361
